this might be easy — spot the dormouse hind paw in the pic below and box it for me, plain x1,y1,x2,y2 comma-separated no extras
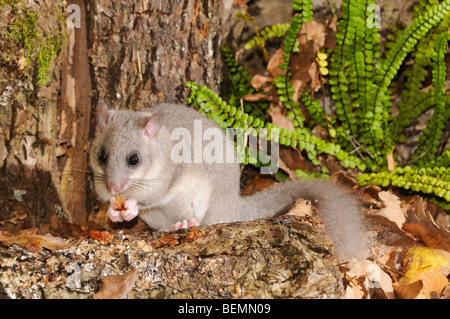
169,218,200,232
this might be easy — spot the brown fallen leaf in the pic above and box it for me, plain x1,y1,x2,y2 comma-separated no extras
394,246,450,298
344,260,394,299
393,280,424,299
286,198,313,217
0,228,74,253
243,92,278,102
406,196,450,252
93,268,140,299
17,56,27,70
329,171,358,189
356,184,382,205
80,230,115,243
155,232,179,248
242,175,277,196
377,191,406,229
419,270,449,297
394,270,449,299
266,48,286,78
184,227,206,243
249,74,273,91
268,102,296,131
403,223,450,251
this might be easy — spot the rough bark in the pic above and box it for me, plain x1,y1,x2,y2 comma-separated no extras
89,0,239,108
0,216,344,299
0,0,242,226
59,0,92,226
0,0,66,227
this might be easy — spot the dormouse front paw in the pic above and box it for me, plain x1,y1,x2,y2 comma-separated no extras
107,197,139,222
169,218,200,232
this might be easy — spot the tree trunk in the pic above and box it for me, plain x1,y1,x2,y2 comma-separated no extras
89,0,239,108
0,0,242,227
59,0,92,226
0,0,66,228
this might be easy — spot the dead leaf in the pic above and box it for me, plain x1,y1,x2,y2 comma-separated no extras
406,196,450,252
17,56,27,70
268,102,296,131
419,270,449,297
356,184,382,205
242,175,277,196
387,147,395,172
394,270,449,299
0,228,74,253
393,280,424,299
279,147,309,172
394,246,450,298
329,171,358,188
93,268,140,299
307,61,322,93
286,198,313,217
344,260,394,299
403,223,450,251
278,157,298,180
249,74,273,91
184,227,206,243
300,20,327,51
377,191,406,229
266,49,286,78
155,232,179,248
243,93,277,102
290,20,328,96
80,230,115,243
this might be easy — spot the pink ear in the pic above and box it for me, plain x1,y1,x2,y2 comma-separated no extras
96,100,113,130
143,112,164,141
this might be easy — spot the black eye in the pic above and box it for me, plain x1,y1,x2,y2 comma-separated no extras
98,150,108,164
128,153,140,166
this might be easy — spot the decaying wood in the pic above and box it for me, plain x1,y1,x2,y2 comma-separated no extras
0,216,344,299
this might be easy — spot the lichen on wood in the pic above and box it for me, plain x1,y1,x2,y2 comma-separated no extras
0,216,344,299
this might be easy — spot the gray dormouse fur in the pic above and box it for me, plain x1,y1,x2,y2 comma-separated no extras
90,103,368,261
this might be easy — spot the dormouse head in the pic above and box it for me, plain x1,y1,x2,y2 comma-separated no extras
90,101,165,201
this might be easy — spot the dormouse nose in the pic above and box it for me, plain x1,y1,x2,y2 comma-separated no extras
106,179,128,194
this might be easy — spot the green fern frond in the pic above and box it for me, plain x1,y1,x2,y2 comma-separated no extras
394,2,450,142
271,0,313,132
186,82,367,171
221,46,269,119
413,32,450,164
244,23,291,50
358,165,450,203
279,0,313,71
370,0,450,163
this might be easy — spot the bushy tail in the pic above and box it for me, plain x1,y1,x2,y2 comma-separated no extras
237,179,368,261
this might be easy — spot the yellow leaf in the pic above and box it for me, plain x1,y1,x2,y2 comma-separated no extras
395,246,450,298
400,246,450,284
